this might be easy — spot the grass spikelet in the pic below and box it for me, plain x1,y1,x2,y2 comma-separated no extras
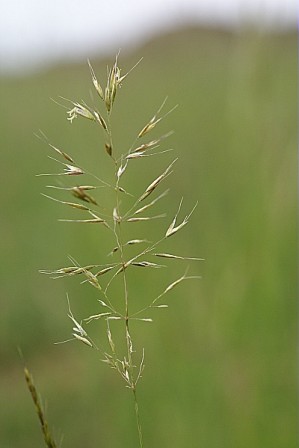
59,210,108,226
94,265,116,277
88,59,104,99
35,130,75,164
94,110,108,130
136,349,145,385
106,320,116,353
58,217,106,224
105,142,113,157
24,367,57,448
39,264,98,279
126,214,166,222
133,190,169,216
131,132,173,155
158,273,202,299
67,101,96,123
84,312,112,324
36,161,84,177
72,333,93,347
67,256,102,290
132,261,164,268
154,253,204,261
138,159,176,202
109,239,149,256
71,186,98,205
117,162,127,180
166,199,198,238
41,194,90,210
138,99,178,138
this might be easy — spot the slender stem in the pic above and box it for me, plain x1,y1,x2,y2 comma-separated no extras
109,115,144,447
118,206,144,447
133,387,143,448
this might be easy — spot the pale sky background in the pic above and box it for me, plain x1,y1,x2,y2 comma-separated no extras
0,0,296,74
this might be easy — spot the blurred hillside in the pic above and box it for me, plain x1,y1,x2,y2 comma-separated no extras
0,26,297,447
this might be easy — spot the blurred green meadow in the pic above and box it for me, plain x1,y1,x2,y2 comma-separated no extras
0,26,297,447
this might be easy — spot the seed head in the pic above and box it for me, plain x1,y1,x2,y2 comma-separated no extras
67,102,96,123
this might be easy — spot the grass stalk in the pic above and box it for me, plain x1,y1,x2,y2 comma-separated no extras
133,388,143,448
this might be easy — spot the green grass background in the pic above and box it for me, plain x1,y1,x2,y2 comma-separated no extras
0,26,297,447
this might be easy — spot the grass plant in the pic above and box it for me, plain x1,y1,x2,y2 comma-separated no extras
27,55,201,447
0,28,296,448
